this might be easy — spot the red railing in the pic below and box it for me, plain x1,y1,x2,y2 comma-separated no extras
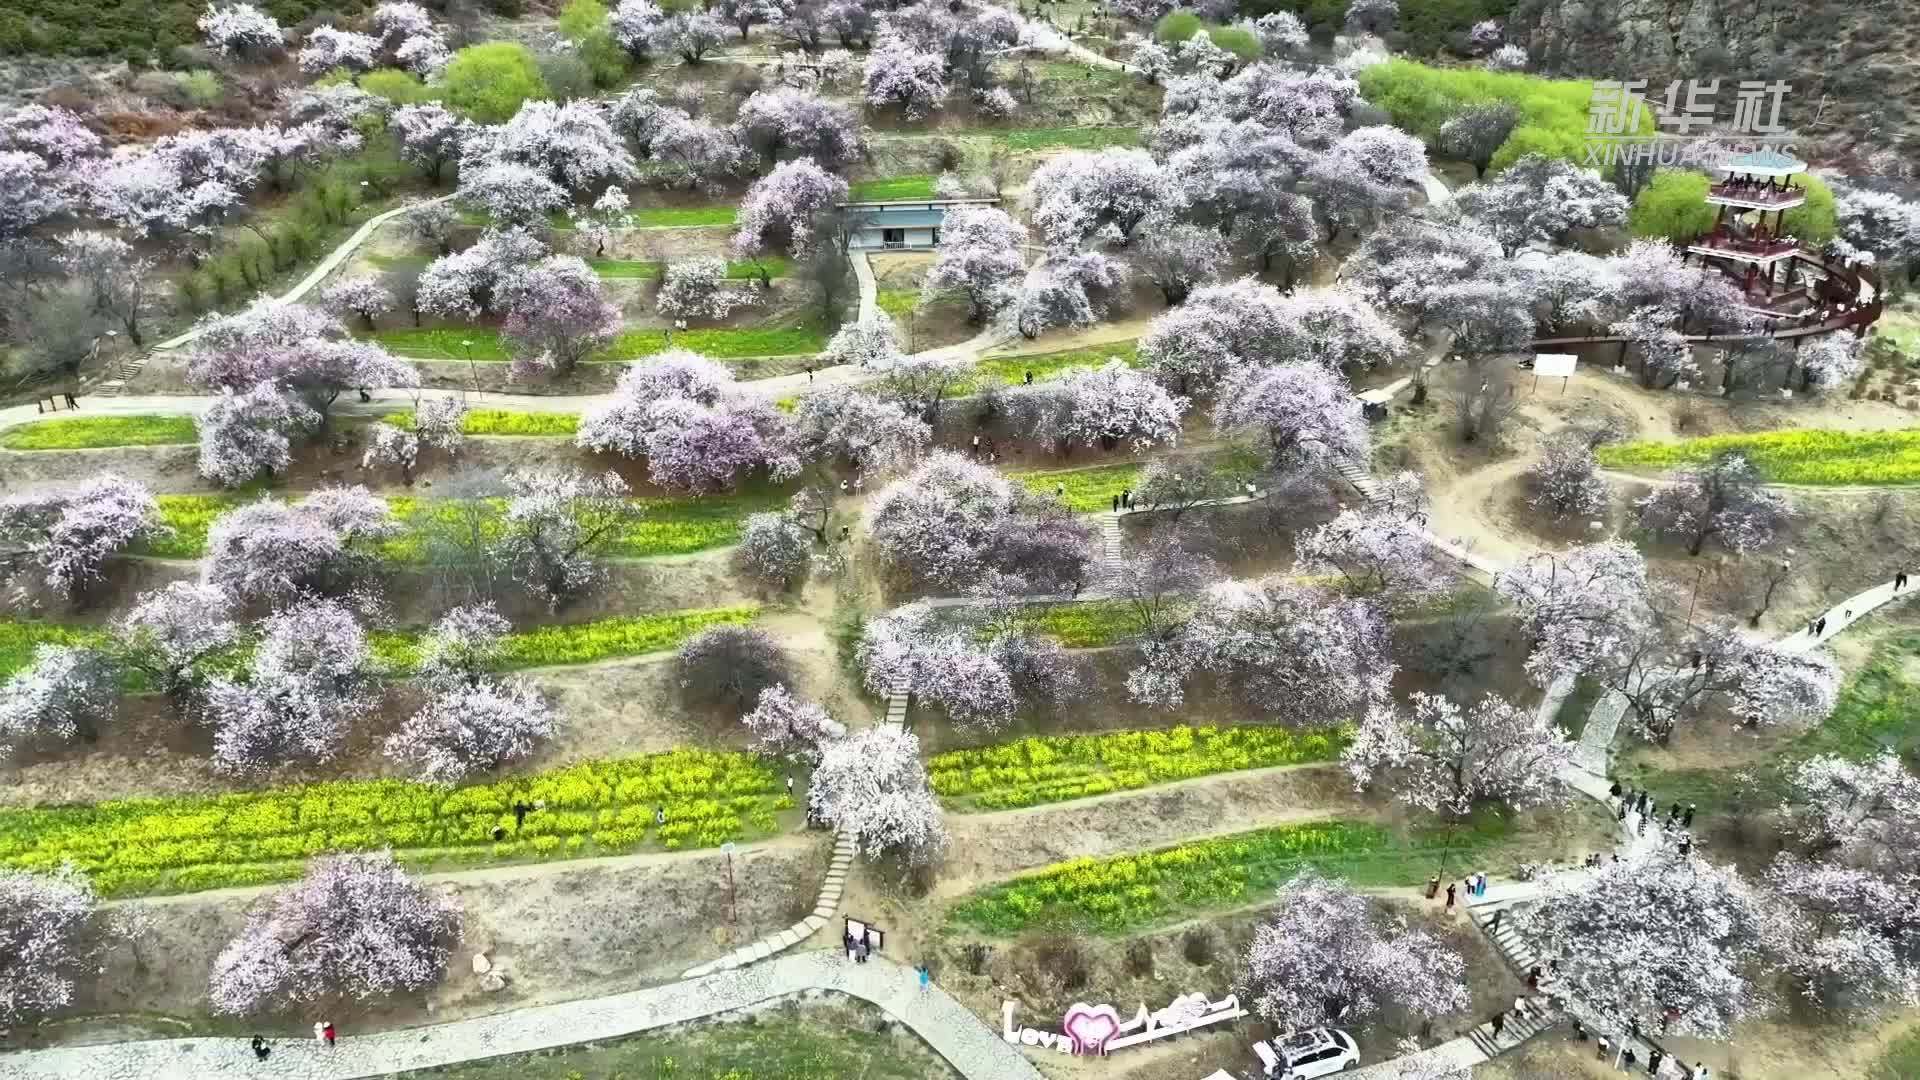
1707,181,1805,206
1688,231,1800,259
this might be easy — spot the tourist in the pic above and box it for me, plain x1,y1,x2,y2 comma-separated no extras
1490,908,1503,932
1055,482,1065,499
1120,488,1132,509
512,801,534,828
1023,370,1034,385
785,775,794,797
1598,1037,1611,1061
313,1021,326,1045
251,1036,271,1062
1490,1011,1505,1039
1112,494,1121,513
844,930,856,962
1648,1047,1666,1075
1609,780,1622,799
1426,875,1440,899
1623,1047,1638,1071
1896,571,1909,592
1682,804,1696,828
323,1022,336,1048
1445,881,1456,909
654,805,666,826
918,964,931,993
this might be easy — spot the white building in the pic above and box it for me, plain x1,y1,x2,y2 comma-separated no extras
841,196,1000,251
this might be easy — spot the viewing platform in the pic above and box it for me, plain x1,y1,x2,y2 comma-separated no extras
1706,179,1807,210
1685,230,1801,264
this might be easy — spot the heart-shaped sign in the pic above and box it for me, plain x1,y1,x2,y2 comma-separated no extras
1062,1003,1123,1056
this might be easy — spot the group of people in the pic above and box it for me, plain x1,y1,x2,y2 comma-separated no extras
1431,870,1492,909
247,1021,334,1063
1110,488,1136,512
843,926,879,963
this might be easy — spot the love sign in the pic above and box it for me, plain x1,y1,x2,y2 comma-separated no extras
1003,992,1247,1056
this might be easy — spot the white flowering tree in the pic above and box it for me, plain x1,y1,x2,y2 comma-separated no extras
734,88,861,170
1512,849,1793,1039
1242,869,1469,1031
199,2,283,58
1525,435,1611,520
737,510,817,589
609,0,665,58
475,99,638,194
298,26,381,74
1044,360,1188,453
0,866,109,1025
1635,452,1790,556
1138,277,1290,395
205,598,384,773
863,32,949,120
1436,102,1520,180
1343,691,1572,820
391,103,468,182
731,158,848,261
1214,361,1369,477
920,205,1027,324
0,644,121,757
867,452,1066,591
741,684,845,763
185,301,417,419
492,468,644,610
1455,155,1630,255
320,275,395,330
1012,251,1127,339
807,726,947,864
0,475,163,605
1295,480,1453,606
1127,577,1391,728
1026,147,1168,249
55,231,157,346
576,357,797,492
116,582,243,709
1134,218,1229,304
417,228,548,319
458,160,570,228
387,679,557,785
789,388,931,477
1792,334,1865,395
856,602,1017,732
209,851,461,1015
362,422,421,485
203,488,397,609
657,256,747,322
196,383,320,489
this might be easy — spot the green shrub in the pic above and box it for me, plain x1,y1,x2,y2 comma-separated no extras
1628,169,1717,241
1155,10,1203,41
440,42,551,123
557,0,629,86
1781,171,1837,245
360,68,433,105
177,69,222,106
1206,25,1260,61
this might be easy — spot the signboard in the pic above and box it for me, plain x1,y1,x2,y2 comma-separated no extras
1002,992,1248,1056
844,917,883,952
1533,352,1578,394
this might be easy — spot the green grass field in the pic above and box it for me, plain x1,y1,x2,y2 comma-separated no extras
954,341,1140,395
998,126,1143,150
135,487,787,561
384,408,581,436
588,256,788,280
0,416,198,450
370,321,829,362
1011,599,1142,647
1596,429,1920,485
849,174,939,200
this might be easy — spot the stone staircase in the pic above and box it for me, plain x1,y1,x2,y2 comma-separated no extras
680,828,855,978
93,349,154,396
1464,897,1563,1056
1089,513,1125,595
1333,458,1383,503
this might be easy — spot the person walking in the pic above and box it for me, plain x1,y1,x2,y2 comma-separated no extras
1023,370,1034,385
917,964,931,993
1618,799,1630,822
844,930,856,962
314,1021,326,1045
1622,1047,1637,1071
1121,488,1132,510
322,1022,336,1048
1054,482,1065,499
1490,1011,1506,1040
1609,780,1622,799
251,1036,271,1062
1445,881,1456,909
1597,1037,1611,1062
1490,908,1502,932
654,805,666,826
1648,1047,1665,1075
785,774,794,797
1896,571,1909,592
1426,875,1440,899
1693,1062,1710,1080
805,365,814,383
1682,803,1696,828
1112,494,1121,513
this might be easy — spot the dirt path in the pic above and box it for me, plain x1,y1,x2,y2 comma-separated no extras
934,763,1362,897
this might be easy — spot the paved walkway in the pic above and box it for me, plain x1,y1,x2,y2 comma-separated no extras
0,952,1041,1080
853,250,879,323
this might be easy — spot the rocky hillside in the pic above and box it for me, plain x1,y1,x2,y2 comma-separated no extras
1503,0,1919,178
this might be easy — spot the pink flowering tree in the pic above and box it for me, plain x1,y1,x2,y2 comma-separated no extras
0,475,163,606
56,231,158,346
186,301,418,419
1513,849,1794,1038
209,851,462,1015
1524,435,1611,520
0,151,72,240
921,205,1027,323
807,726,948,864
115,582,243,710
648,113,747,193
203,488,398,608
731,158,848,261
492,468,644,609
416,228,548,319
1343,691,1571,820
1241,869,1469,1031
499,256,623,380
0,866,111,1025
1635,452,1790,556
320,275,395,329
609,0,665,57
1138,277,1292,395
741,684,845,763
199,2,284,57
1128,577,1392,728
863,32,949,120
204,598,384,773
477,100,638,194
737,510,818,589
1045,360,1188,453
734,88,861,171
790,388,931,477
0,104,101,167
361,422,421,485
1026,147,1168,249
0,644,121,757
865,451,1017,590
1307,125,1426,241
196,382,321,489
577,353,798,491
412,396,469,454
1214,361,1369,477
457,160,569,227
1294,472,1452,605
1012,251,1127,339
